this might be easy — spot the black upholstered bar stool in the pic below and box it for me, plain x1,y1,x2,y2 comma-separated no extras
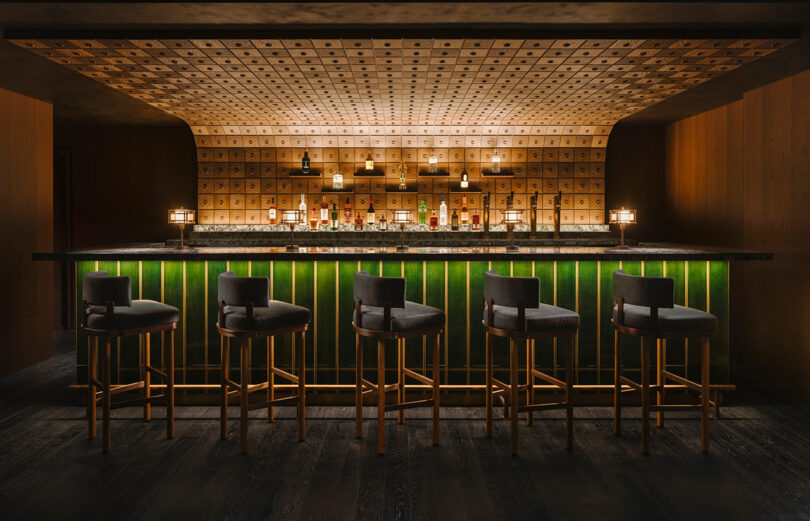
217,271,310,453
81,271,179,453
612,269,717,453
482,271,579,455
352,271,445,454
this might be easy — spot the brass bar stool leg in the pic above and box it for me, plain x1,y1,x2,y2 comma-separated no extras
267,337,274,423
641,336,650,455
297,331,306,441
701,337,711,453
102,337,111,453
485,331,493,438
87,337,96,440
398,338,405,425
432,333,440,446
526,338,533,426
220,336,229,439
656,338,664,428
167,329,175,440
144,333,151,421
240,340,249,454
509,337,519,456
613,329,622,436
355,333,363,438
565,335,575,450
377,338,386,454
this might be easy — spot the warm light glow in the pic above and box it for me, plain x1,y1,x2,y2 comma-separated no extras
333,172,344,190
609,208,637,225
365,151,374,171
500,209,523,225
428,153,438,174
168,208,196,225
391,210,412,225
280,209,304,225
492,148,501,173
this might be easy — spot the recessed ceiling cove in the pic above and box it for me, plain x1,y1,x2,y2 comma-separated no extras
11,37,792,143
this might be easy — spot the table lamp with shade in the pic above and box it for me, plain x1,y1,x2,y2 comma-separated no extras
609,207,637,248
168,207,196,248
280,209,304,251
390,209,412,252
500,208,523,252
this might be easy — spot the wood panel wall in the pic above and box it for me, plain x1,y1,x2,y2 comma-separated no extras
0,87,53,376
665,68,810,398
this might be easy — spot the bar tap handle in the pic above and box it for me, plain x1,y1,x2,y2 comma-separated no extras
553,190,562,239
483,192,491,233
530,190,538,238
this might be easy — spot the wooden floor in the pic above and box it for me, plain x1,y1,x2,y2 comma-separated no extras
2,333,810,521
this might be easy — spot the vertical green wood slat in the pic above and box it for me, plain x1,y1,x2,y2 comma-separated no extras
467,261,488,385
294,262,315,383
577,261,598,384
141,261,162,385
380,261,404,382
425,261,445,379
599,261,621,384
487,261,511,375
206,261,227,383
163,262,184,384
490,261,510,277
229,261,249,277
96,261,119,379
117,261,141,377
360,260,379,276
316,260,337,384
644,261,664,277
534,261,555,370
618,261,642,370
75,260,97,384
709,261,730,383
184,261,206,384
512,261,533,370
446,261,467,384
272,261,293,368
403,261,424,371
338,261,358,384
666,261,686,370
249,261,271,370
687,261,708,376
556,261,577,380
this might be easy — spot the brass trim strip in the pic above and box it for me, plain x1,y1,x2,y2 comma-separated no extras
313,260,318,385
335,260,340,384
204,260,208,385
596,260,601,384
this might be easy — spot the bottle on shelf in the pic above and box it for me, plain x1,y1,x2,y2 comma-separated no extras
439,195,448,226
506,190,514,209
333,170,344,190
450,209,459,231
398,160,407,191
365,151,374,171
378,211,387,231
491,148,501,174
460,162,469,189
429,210,439,231
472,209,480,231
461,196,469,224
483,191,491,232
268,197,277,225
320,196,329,225
344,197,352,224
302,149,310,174
354,211,364,231
309,208,319,231
331,203,339,230
530,190,538,235
366,198,376,227
418,200,427,225
298,193,307,215
428,150,438,174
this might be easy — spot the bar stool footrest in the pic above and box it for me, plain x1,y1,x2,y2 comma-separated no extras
518,402,567,412
247,395,298,411
108,394,165,410
146,365,168,379
384,399,434,412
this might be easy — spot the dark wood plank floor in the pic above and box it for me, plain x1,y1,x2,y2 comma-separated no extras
2,332,810,521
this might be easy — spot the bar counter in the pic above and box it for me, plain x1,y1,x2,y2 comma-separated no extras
35,243,770,398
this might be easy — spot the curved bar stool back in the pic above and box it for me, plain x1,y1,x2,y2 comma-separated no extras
352,271,444,454
216,272,310,453
611,270,717,453
482,271,579,455
81,271,179,453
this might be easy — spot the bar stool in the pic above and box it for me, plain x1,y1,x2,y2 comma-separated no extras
482,271,579,455
612,269,717,453
352,271,445,454
217,271,310,453
81,271,179,453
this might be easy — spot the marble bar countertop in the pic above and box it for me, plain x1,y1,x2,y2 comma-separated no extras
33,244,773,262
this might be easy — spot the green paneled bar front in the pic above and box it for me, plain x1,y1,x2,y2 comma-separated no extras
39,244,769,402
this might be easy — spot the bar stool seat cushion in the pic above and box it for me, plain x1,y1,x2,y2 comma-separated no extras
223,300,310,331
612,304,716,333
86,300,179,331
484,303,579,332
354,301,445,332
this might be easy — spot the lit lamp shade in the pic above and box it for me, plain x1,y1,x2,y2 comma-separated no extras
500,209,523,225
280,209,304,225
609,208,637,225
390,210,412,225
168,208,196,225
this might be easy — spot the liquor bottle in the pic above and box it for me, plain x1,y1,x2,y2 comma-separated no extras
507,190,514,209
268,197,277,224
331,203,339,230
333,170,344,190
460,162,469,189
429,210,439,231
398,160,407,191
302,149,310,174
428,151,438,174
320,196,329,225
378,211,387,231
298,193,307,215
354,211,363,231
530,190,538,234
344,197,352,224
461,196,469,224
472,209,480,231
366,198,376,227
418,200,427,225
309,208,319,231
483,192,491,232
491,148,501,174
365,151,374,171
439,195,448,226
450,209,459,231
